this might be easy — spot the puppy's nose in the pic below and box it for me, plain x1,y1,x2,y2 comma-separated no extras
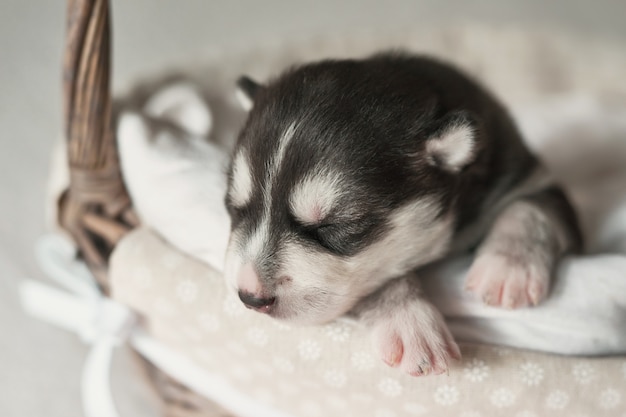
236,263,275,312
237,263,262,295
238,290,276,312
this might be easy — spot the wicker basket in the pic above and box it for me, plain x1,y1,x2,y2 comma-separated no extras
60,1,228,415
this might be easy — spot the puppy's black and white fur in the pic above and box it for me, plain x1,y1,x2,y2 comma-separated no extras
224,52,582,376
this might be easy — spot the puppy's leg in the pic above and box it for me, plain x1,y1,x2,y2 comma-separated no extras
352,275,461,376
466,186,582,308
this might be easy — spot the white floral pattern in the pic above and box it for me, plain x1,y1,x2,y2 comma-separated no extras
323,369,347,388
519,361,544,386
325,322,351,342
464,358,489,382
599,388,621,409
490,388,515,408
545,390,569,410
434,385,459,406
572,363,596,385
351,351,376,371
378,378,403,398
298,339,322,361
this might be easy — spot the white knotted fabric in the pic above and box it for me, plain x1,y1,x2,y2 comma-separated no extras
19,234,136,417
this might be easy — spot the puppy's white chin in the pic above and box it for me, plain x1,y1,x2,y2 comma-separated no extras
270,299,355,325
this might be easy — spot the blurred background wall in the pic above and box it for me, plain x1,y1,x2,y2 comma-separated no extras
1,1,625,416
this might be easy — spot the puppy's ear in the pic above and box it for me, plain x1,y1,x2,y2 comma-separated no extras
236,75,264,111
425,111,477,173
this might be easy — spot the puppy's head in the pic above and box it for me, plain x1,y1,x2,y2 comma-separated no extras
225,56,479,324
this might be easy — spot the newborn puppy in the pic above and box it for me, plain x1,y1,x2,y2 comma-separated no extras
224,52,582,376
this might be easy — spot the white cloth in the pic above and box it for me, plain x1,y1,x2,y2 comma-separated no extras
19,235,136,417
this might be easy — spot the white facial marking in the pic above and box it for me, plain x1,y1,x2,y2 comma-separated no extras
226,122,300,288
256,122,298,229
229,151,253,207
290,171,344,225
273,122,298,177
244,219,271,262
224,218,268,293
426,123,475,172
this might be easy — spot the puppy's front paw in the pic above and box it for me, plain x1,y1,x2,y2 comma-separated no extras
372,301,460,376
465,251,550,309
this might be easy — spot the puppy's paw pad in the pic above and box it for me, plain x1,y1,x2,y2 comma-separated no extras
465,252,549,309
372,302,460,376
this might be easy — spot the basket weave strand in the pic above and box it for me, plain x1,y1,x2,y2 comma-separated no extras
60,0,136,291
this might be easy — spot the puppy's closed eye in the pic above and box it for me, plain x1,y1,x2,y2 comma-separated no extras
225,201,249,226
298,219,377,256
301,222,337,247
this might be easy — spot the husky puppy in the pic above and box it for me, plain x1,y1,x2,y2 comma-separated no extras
224,53,582,376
